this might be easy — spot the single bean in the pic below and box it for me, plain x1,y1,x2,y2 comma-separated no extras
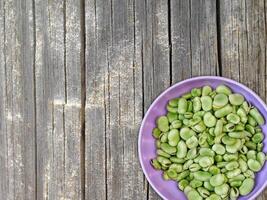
230,187,239,200
223,153,238,161
229,131,246,139
213,93,228,109
226,139,242,154
182,92,192,100
187,147,198,160
242,101,251,113
222,136,236,145
257,143,263,152
199,148,215,157
209,166,220,175
245,141,257,150
201,96,213,111
243,169,255,178
223,123,235,132
202,86,212,96
229,93,244,106
199,157,214,168
245,124,255,134
161,143,177,155
193,121,207,133
229,174,245,182
180,127,195,140
190,179,203,188
156,149,171,158
193,171,212,182
252,132,264,143
186,135,199,149
249,108,264,125
238,158,248,172
157,116,169,132
156,140,161,148
203,112,217,127
167,168,178,179
152,128,161,139
171,119,182,129
226,113,240,124
215,105,233,118
204,181,214,192
183,160,194,170
170,157,185,164
163,171,170,180
247,159,262,172
207,194,221,200
216,85,232,95
215,155,223,163
257,152,266,166
214,119,224,136
167,104,177,113
169,163,183,173
167,112,178,123
167,129,180,146
225,161,239,170
235,123,245,131
150,159,161,170
214,183,230,196
239,178,255,196
187,189,203,200
210,174,225,187
178,179,189,191
189,163,201,172
176,170,190,181
212,144,226,155
193,97,202,112
247,150,257,160
191,88,202,97
177,141,188,159
184,185,193,195
197,187,210,198
226,169,241,179
248,115,257,127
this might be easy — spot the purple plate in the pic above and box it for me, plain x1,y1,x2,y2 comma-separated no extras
138,76,267,200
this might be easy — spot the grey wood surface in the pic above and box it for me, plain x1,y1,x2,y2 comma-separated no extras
1,0,267,199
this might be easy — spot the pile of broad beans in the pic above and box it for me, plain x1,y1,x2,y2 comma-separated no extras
151,85,266,200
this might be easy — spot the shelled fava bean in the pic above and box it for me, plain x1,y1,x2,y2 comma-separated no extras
151,85,266,200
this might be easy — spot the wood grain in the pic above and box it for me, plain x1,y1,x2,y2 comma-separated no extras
0,0,36,199
219,0,267,198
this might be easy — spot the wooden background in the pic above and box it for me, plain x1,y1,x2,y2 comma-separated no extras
0,0,267,199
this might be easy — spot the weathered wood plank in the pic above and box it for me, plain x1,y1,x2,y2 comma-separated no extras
35,0,65,198
85,0,147,199
140,0,170,199
171,0,218,83
1,0,36,199
0,0,8,198
219,0,267,199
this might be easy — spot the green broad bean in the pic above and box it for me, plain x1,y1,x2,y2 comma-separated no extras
156,149,171,158
239,178,255,196
214,183,230,196
157,116,169,132
222,136,236,145
187,101,193,112
247,159,262,172
189,117,202,127
225,161,239,170
177,141,188,159
209,166,220,175
235,123,245,131
186,136,199,149
171,120,182,129
215,105,233,118
226,139,242,154
228,131,246,138
216,85,232,95
187,148,198,159
189,163,201,172
178,179,189,191
150,159,161,170
191,88,202,97
167,129,180,146
160,135,167,144
157,156,171,166
240,145,248,154
199,134,208,146
204,181,214,191
177,170,190,181
230,187,239,200
202,86,212,96
167,104,177,113
249,108,265,125
184,112,194,119
167,168,178,179
248,115,257,127
199,148,215,157
169,98,179,107
206,194,221,200
170,157,185,164
215,155,223,163
152,128,161,139
163,171,170,180
214,119,224,136
199,157,214,168
229,174,245,182
257,152,265,166
183,118,190,126
243,169,255,178
242,101,251,113
161,143,177,155
180,127,195,140
213,93,228,109
223,123,235,132
226,113,240,124
229,93,244,106
193,121,206,133
210,174,225,187
190,180,203,188
197,187,210,198
223,153,238,161
245,141,257,150
247,150,257,160
252,132,264,143
238,158,248,172
169,163,183,173
178,98,188,114
183,160,194,170
203,112,217,127
156,140,161,148
194,171,212,182
187,190,203,200
257,143,263,152
184,185,193,195
212,144,225,155
167,112,178,123
245,124,255,134
179,114,185,120
226,169,241,179
182,92,192,99
201,96,213,111
193,97,202,112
